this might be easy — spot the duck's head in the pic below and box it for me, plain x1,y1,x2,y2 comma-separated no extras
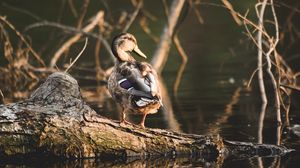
111,33,147,62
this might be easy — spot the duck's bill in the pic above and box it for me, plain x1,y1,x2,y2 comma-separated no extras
133,46,147,59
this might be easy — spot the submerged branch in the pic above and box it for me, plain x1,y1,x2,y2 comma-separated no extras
256,0,268,105
270,0,281,124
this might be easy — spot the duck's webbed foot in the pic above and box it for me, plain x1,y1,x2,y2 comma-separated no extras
139,122,145,129
120,118,131,125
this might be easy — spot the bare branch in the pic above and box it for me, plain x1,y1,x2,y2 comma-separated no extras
65,38,88,72
49,11,104,67
122,0,143,32
267,0,281,124
173,34,188,96
0,89,4,104
221,0,242,25
67,0,78,18
256,0,268,105
76,0,90,29
0,16,45,66
2,2,42,21
151,0,185,73
188,0,204,24
25,20,114,63
247,68,259,88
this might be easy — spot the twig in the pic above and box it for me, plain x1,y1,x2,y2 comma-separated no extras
0,22,13,62
139,17,159,42
221,0,241,25
94,24,105,81
280,84,300,92
199,2,271,39
222,3,271,40
277,1,300,14
122,0,143,33
189,0,204,24
57,0,67,23
162,0,169,17
2,2,42,21
24,18,114,62
40,11,103,67
0,89,4,104
67,0,78,18
279,86,291,125
0,16,45,66
76,0,90,29
65,38,88,72
242,10,262,53
247,67,259,88
173,34,188,96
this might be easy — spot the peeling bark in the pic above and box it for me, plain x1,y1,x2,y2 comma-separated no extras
0,72,292,161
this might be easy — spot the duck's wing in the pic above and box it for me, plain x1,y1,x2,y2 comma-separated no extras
118,77,152,98
118,68,156,97
117,63,162,106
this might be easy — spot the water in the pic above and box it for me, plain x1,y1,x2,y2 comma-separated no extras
1,0,300,167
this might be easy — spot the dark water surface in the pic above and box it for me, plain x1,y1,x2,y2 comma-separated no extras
1,0,300,167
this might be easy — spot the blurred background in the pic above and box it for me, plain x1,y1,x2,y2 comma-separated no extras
0,0,300,167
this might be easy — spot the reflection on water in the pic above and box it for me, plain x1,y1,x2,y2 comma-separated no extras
1,156,223,168
1,0,300,167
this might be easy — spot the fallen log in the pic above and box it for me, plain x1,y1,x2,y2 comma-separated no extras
0,72,293,161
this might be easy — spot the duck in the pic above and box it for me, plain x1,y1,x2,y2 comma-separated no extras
107,33,162,128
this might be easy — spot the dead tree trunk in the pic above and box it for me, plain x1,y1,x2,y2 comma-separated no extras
0,72,292,160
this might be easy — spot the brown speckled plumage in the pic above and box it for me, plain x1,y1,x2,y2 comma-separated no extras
108,33,162,128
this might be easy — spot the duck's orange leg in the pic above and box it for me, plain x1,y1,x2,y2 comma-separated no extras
139,113,147,128
120,108,130,124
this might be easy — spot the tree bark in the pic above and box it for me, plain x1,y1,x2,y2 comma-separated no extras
0,72,292,161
